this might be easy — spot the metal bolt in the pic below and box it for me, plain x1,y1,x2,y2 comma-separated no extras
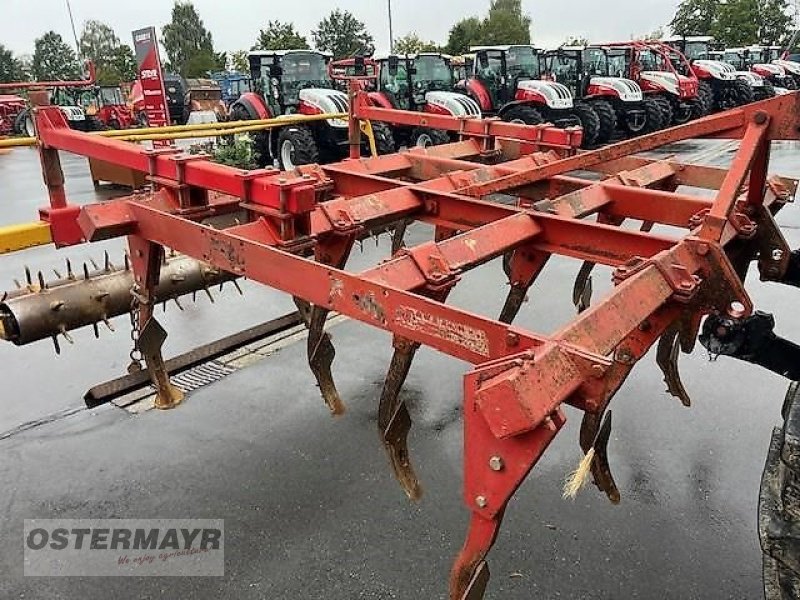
506,331,519,347
592,364,606,378
679,280,694,290
695,243,709,256
638,320,652,332
772,248,784,261
754,111,768,125
488,456,504,471
475,495,488,508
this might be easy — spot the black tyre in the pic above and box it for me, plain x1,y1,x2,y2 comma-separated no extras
642,97,665,133
410,127,450,148
783,77,797,91
228,101,254,122
13,109,28,135
591,99,617,144
620,105,648,135
370,121,396,155
754,80,776,101
734,79,755,106
698,80,715,115
502,104,544,125
276,126,320,171
653,95,674,126
572,101,601,148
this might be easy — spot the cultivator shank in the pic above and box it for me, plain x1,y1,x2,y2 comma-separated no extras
17,91,800,597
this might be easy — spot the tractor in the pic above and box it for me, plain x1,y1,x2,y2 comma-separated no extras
367,53,481,147
663,36,765,110
721,48,785,98
450,55,474,86
602,41,703,125
543,45,661,142
456,44,600,148
0,95,27,136
229,49,394,170
86,85,135,130
210,71,251,107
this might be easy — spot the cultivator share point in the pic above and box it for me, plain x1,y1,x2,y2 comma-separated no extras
6,77,800,597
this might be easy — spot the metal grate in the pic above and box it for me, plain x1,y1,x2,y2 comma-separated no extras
170,360,236,393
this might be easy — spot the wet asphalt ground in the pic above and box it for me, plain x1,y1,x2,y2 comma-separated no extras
0,140,799,599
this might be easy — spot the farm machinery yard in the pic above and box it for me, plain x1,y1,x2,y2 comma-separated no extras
1,50,800,599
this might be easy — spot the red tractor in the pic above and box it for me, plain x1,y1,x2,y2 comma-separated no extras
229,49,394,170
87,86,135,130
0,95,27,136
367,53,481,147
543,46,664,142
603,41,703,125
456,44,600,148
723,47,794,94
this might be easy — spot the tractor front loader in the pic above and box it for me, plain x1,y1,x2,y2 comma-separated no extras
4,77,800,600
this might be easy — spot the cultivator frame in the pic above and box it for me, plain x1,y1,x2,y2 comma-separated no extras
20,91,800,598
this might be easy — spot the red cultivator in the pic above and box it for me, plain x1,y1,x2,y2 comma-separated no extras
23,89,800,598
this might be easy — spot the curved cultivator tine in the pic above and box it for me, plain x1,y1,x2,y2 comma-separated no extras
577,411,619,503
572,261,595,314
656,323,692,407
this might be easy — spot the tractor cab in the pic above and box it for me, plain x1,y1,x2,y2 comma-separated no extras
90,86,134,130
450,54,474,84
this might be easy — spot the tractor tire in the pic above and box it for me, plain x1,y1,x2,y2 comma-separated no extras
755,80,776,102
276,126,320,171
13,109,28,135
783,77,797,91
370,121,396,155
653,95,674,126
760,381,800,600
572,101,601,148
410,127,451,148
698,80,715,115
734,79,755,106
502,105,544,125
642,97,665,133
591,99,617,144
228,101,255,122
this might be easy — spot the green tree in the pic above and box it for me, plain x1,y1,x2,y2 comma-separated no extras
712,0,760,45
0,44,27,83
394,33,440,54
670,0,718,36
79,20,137,84
162,1,215,76
757,0,794,45
230,50,249,73
312,9,374,58
481,0,531,45
563,36,589,46
254,20,309,50
32,31,80,80
445,17,484,55
633,26,666,41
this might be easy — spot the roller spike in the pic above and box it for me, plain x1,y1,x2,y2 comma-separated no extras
83,263,90,281
52,268,63,279
102,316,115,332
123,253,130,271
232,280,243,295
174,296,184,311
104,251,114,272
169,248,176,258
24,266,32,286
192,290,197,303
203,286,215,303
52,335,61,355
358,240,364,252
92,322,100,338
1,291,7,303
37,271,46,291
59,325,74,344
66,259,74,279
162,300,167,313
89,258,100,271
13,279,22,289
218,281,224,292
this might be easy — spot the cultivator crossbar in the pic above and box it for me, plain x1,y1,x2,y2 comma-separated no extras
19,91,800,598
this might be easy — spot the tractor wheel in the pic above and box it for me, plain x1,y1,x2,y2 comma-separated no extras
642,97,665,133
698,80,714,114
591,100,616,144
754,80,776,101
108,118,121,130
370,121,396,155
620,105,647,135
653,96,674,126
502,105,544,125
572,101,601,148
13,109,28,135
783,77,797,91
410,127,450,148
760,381,800,600
276,126,320,171
734,79,755,106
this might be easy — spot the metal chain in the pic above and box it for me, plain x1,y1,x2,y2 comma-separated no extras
127,287,143,373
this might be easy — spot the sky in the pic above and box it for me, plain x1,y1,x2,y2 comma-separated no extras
2,0,682,57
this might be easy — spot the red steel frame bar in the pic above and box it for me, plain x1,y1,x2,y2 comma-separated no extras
29,91,800,599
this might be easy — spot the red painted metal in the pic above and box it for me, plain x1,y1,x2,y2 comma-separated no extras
28,90,800,599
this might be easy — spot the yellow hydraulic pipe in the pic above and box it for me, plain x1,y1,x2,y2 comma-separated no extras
0,137,36,148
0,221,52,254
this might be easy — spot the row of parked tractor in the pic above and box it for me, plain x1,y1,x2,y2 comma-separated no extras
3,35,799,172
224,36,800,169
